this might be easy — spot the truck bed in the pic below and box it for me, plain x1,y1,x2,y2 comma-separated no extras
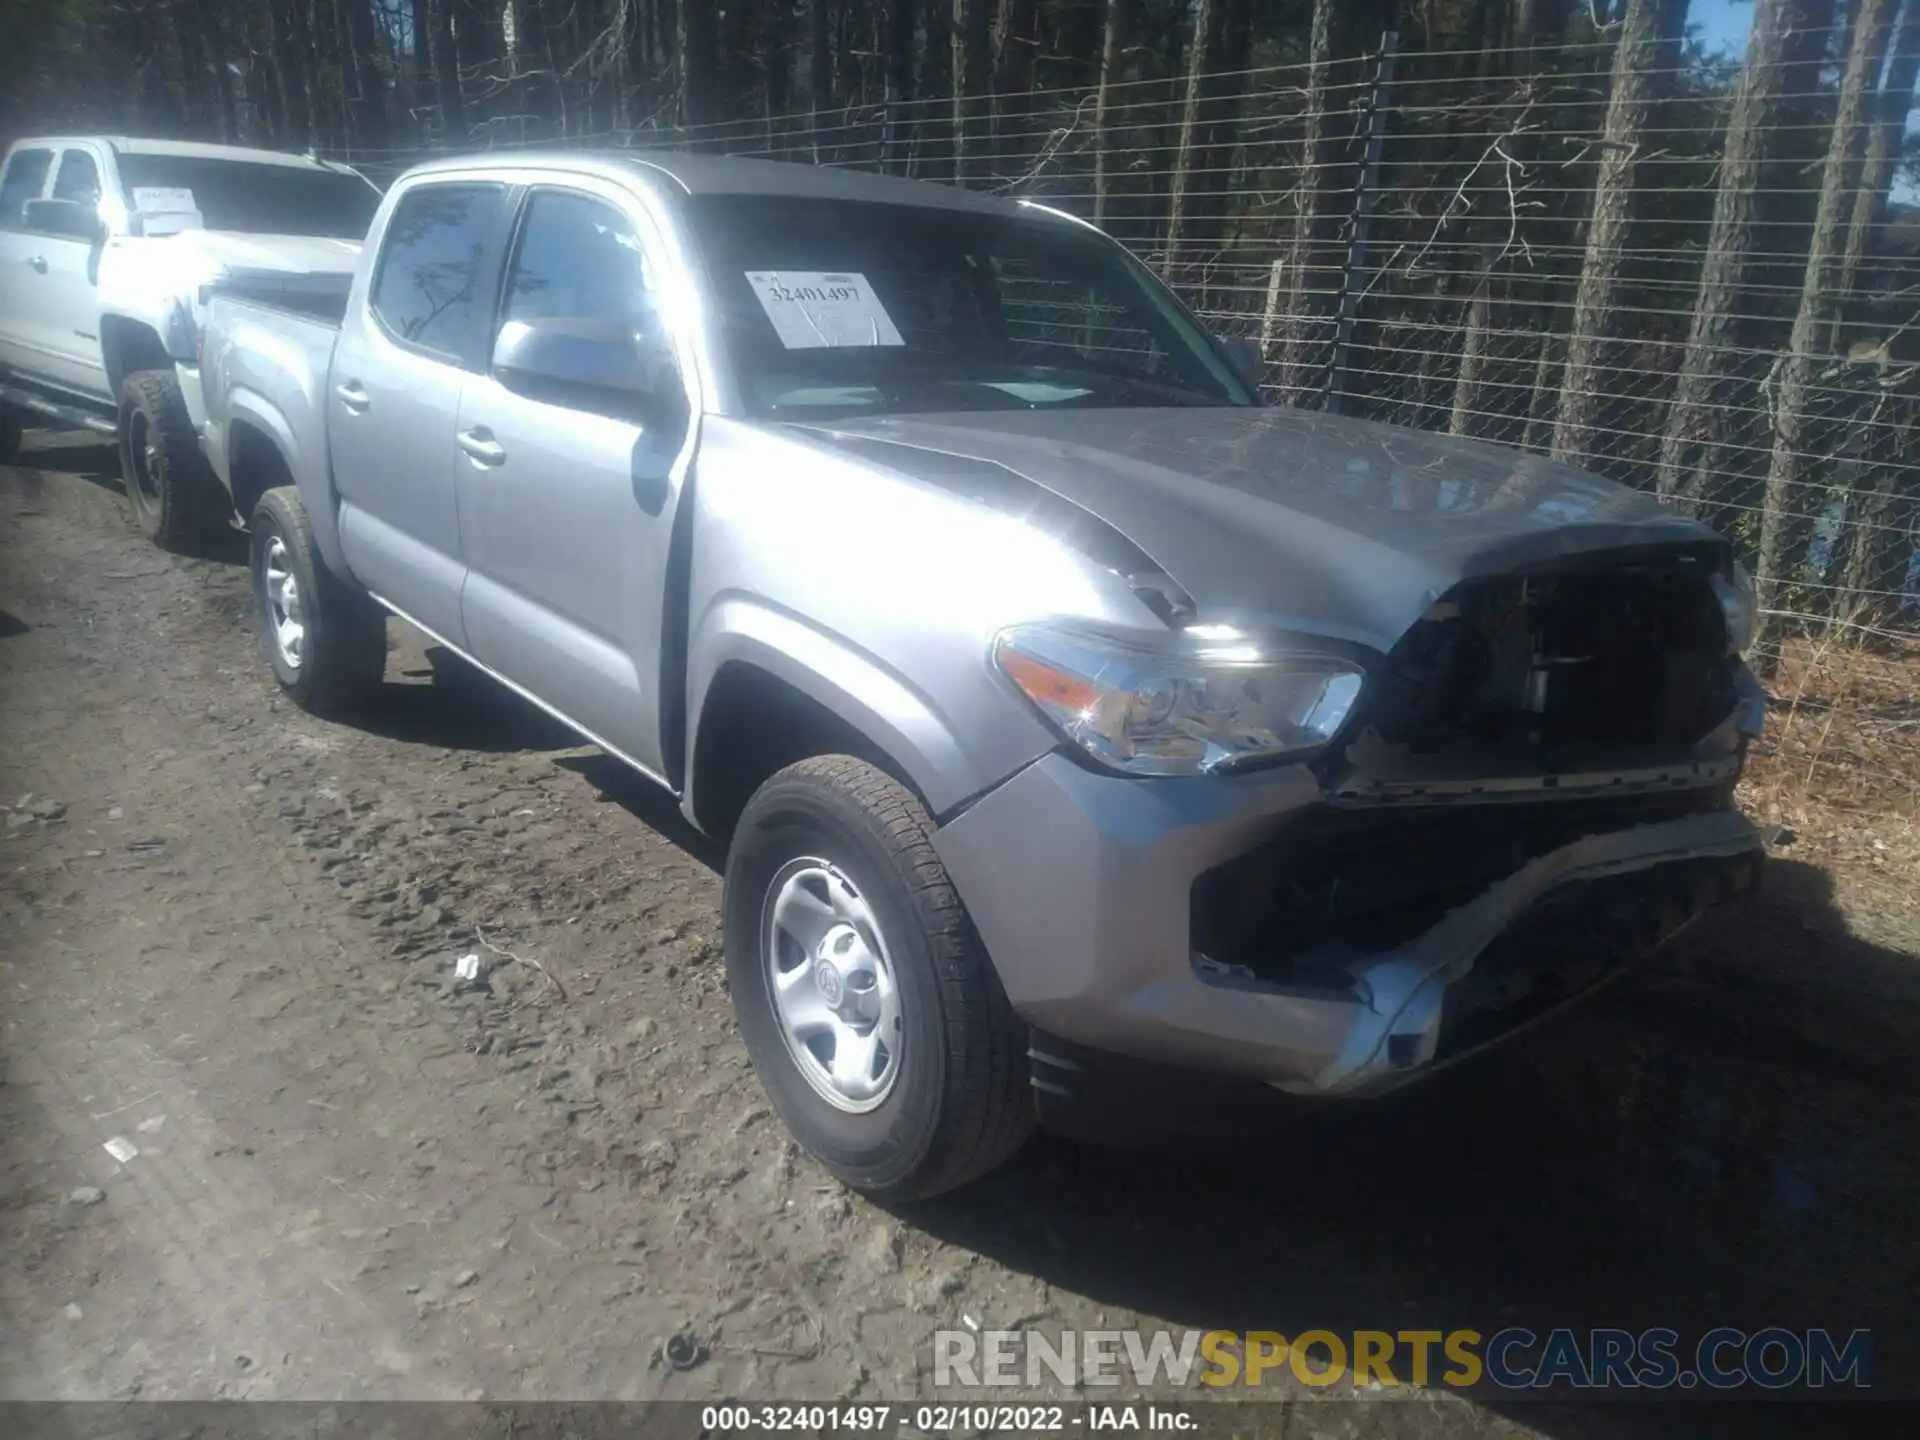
198,293,343,509
202,275,349,328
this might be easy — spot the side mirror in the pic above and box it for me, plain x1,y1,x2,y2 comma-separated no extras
492,317,650,395
24,198,103,243
1219,334,1266,394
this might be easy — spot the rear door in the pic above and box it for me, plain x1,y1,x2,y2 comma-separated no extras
454,182,694,781
329,179,512,647
0,147,56,378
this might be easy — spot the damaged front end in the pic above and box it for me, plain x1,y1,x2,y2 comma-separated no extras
1189,545,1768,1095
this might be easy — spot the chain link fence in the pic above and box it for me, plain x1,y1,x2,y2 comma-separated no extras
321,38,1920,786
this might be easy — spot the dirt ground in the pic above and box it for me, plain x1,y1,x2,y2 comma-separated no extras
1,436,1915,1438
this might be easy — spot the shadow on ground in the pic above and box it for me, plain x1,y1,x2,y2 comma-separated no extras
345,646,581,754
555,750,728,870
900,858,1916,1436
351,640,1914,1434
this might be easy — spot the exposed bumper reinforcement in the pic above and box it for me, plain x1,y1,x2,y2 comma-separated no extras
934,752,1763,1097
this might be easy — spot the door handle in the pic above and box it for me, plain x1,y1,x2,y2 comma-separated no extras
27,255,48,273
334,381,370,413
457,427,506,467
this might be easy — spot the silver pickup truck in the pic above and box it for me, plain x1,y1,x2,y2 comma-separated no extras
199,151,1769,1199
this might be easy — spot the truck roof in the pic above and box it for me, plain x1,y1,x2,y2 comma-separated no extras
9,136,355,173
404,150,1041,219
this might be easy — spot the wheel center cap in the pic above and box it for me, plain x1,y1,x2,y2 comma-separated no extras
814,956,845,1008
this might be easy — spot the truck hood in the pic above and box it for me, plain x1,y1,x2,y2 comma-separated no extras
787,407,1723,653
99,231,362,343
109,229,363,281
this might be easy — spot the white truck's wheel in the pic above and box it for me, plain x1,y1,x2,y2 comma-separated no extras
117,369,226,551
724,756,1034,1201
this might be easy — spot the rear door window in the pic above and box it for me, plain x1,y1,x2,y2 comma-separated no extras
369,182,509,366
0,148,54,230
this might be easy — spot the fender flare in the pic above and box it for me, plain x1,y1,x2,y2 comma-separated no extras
223,389,351,578
686,599,981,823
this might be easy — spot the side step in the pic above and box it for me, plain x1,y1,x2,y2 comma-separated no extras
0,381,117,437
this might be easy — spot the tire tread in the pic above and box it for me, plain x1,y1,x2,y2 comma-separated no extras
119,369,225,551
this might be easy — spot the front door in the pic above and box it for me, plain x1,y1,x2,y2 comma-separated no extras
36,148,110,398
455,184,693,782
0,147,56,381
330,180,511,648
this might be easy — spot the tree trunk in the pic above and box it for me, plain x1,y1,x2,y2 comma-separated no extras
1194,0,1255,249
720,0,760,137
766,0,795,150
207,5,241,142
1162,0,1218,271
1656,0,1811,505
952,0,993,186
993,0,1040,180
270,1,317,147
341,0,392,149
170,0,214,138
455,0,504,131
1550,0,1673,466
810,0,833,160
1753,0,1898,624
1448,0,1565,438
1091,0,1130,228
430,0,467,140
917,0,953,178
1276,0,1346,405
883,0,917,171
1837,4,1920,307
412,0,434,116
679,0,721,130
1162,0,1258,267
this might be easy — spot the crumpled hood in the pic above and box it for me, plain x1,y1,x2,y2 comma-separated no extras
115,229,363,279
787,407,1724,653
99,231,362,338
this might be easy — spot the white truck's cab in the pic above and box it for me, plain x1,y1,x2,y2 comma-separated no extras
0,136,377,543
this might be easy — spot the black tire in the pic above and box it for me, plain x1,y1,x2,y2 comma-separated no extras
724,756,1034,1201
118,368,226,550
249,486,387,714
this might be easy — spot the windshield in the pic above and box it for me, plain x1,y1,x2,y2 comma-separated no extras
115,154,380,239
684,196,1255,419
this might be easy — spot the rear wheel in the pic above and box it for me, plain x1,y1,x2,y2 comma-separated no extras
724,756,1034,1201
249,486,387,714
118,368,225,551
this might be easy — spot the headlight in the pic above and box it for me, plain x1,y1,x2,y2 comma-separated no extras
993,622,1364,776
1711,559,1757,656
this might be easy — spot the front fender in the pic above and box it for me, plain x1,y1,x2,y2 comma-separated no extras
223,388,349,578
687,598,1024,822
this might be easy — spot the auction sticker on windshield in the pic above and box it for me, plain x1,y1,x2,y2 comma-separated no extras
131,187,199,215
745,271,905,349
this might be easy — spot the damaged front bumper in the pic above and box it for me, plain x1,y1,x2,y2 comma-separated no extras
933,751,1764,1101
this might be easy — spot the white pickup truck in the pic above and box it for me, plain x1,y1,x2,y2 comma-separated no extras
0,136,378,547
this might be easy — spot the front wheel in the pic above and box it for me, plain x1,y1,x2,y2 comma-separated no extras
249,486,387,714
724,757,1035,1201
